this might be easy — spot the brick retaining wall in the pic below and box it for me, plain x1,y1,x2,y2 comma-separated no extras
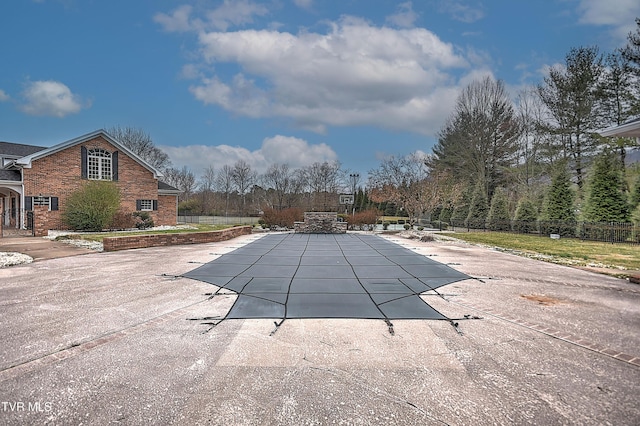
102,226,252,252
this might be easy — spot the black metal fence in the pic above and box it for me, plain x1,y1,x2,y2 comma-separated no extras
440,220,640,245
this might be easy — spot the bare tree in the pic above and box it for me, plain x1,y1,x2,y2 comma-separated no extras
199,165,217,214
305,161,343,210
216,165,234,217
231,160,257,215
262,163,292,210
106,125,171,171
288,168,309,209
515,87,548,186
368,153,432,225
164,166,196,203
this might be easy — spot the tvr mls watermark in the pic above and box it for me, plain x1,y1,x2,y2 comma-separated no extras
2,401,53,413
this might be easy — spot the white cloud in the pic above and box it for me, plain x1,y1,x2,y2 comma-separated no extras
20,80,86,117
154,5,193,32
183,16,477,135
438,1,484,23
576,0,640,40
0,89,10,102
159,135,337,177
293,0,313,10
154,1,268,33
386,2,418,28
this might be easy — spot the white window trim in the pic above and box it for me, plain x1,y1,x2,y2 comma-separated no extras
88,148,112,181
139,199,153,211
33,196,51,210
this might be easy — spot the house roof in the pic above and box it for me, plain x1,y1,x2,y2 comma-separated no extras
599,117,640,138
158,181,180,194
0,141,47,158
15,129,165,179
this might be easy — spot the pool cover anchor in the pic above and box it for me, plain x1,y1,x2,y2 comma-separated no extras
270,319,286,336
384,319,395,335
448,315,483,335
187,316,224,334
159,273,182,281
449,320,463,335
204,286,226,300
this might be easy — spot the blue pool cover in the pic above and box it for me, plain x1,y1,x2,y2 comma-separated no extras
183,233,470,320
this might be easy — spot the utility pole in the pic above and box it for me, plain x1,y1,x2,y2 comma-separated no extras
349,173,360,217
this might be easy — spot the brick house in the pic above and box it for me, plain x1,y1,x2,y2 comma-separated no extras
0,129,179,236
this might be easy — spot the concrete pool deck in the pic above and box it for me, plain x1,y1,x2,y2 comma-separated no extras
0,232,638,424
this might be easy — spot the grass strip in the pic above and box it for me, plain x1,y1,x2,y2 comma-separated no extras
447,231,640,272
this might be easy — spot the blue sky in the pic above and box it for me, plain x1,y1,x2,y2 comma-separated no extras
1,0,638,180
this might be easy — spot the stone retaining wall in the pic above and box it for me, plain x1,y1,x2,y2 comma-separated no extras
102,226,252,252
294,212,347,234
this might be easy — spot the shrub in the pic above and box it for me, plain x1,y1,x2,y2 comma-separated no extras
62,181,121,231
431,221,448,230
403,224,411,230
346,209,379,230
261,207,304,228
108,210,136,230
178,198,201,214
133,211,155,229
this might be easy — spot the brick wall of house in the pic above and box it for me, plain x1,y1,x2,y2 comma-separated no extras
23,135,176,236
156,194,177,226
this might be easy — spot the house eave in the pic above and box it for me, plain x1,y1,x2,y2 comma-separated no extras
599,118,640,138
15,129,165,178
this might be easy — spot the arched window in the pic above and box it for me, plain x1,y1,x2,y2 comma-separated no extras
88,149,112,180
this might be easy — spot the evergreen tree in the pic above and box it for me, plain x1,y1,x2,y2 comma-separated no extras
541,165,576,236
537,46,605,190
513,197,539,233
630,174,640,210
430,77,520,199
487,188,511,231
438,206,452,224
465,182,489,229
632,205,640,225
583,150,630,222
450,190,471,227
599,51,640,169
622,18,640,78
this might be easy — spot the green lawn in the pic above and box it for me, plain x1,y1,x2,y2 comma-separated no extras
55,224,235,243
447,232,640,271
